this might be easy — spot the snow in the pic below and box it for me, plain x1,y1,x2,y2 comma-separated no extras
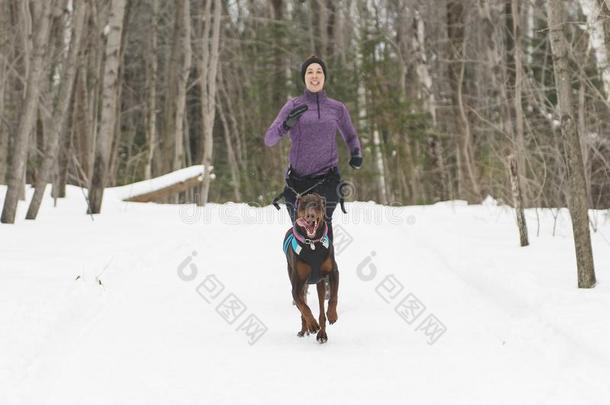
1,184,610,404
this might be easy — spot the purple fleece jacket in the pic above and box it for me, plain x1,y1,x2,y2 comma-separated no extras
264,89,362,177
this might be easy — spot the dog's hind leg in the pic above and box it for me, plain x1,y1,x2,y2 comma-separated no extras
316,281,328,343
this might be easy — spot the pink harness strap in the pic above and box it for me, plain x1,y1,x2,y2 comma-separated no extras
292,221,328,245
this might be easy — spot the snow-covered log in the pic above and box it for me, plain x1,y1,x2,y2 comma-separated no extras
108,165,207,202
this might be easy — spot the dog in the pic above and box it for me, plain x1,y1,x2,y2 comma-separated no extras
283,193,339,343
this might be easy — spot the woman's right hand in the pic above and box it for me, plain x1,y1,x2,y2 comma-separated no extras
282,104,308,130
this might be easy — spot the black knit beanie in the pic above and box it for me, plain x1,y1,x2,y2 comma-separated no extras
301,56,327,83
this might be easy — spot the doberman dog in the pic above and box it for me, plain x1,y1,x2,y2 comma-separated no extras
283,193,339,344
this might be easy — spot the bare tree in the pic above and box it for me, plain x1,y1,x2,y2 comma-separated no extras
509,0,529,246
144,0,159,180
26,0,87,220
1,1,54,224
87,0,127,214
546,0,597,288
162,0,192,177
197,0,222,206
446,0,481,202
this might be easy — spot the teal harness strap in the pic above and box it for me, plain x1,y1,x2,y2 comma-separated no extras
283,233,331,285
283,234,329,255
283,233,302,255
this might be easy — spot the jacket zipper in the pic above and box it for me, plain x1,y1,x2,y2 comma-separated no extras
316,93,320,119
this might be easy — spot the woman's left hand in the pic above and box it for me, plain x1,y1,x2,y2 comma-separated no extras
349,149,362,169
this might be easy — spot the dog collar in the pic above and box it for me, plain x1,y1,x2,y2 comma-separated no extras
292,222,328,250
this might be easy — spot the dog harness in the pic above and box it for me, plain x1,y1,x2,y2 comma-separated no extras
283,222,330,284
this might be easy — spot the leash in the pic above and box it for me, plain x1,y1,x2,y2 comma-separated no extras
272,175,325,210
272,176,348,214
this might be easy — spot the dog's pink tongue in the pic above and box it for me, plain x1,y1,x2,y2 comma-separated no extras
296,218,316,237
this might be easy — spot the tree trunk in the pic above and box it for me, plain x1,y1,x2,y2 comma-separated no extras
546,0,597,288
198,0,222,206
372,128,388,204
172,0,192,173
0,54,7,184
1,1,53,224
0,0,8,183
447,0,481,202
144,0,159,180
509,155,529,246
87,0,126,214
511,0,529,206
71,65,92,186
26,0,86,220
218,70,241,202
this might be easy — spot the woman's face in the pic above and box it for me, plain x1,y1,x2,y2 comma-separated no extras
305,63,325,93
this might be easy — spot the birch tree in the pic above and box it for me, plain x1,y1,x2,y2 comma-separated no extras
88,0,126,214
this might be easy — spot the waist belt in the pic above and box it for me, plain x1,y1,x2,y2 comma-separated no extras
272,167,347,213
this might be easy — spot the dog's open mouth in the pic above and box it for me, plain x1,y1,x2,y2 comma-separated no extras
296,217,319,238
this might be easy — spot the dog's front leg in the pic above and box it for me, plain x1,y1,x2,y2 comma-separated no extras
292,263,319,334
327,261,339,324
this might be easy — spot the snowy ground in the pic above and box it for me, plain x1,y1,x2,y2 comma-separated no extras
1,184,610,405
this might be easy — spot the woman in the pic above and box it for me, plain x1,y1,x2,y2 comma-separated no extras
264,55,363,240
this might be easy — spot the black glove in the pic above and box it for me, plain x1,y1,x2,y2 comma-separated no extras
349,148,363,169
282,104,308,130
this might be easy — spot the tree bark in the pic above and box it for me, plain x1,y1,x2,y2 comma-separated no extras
546,0,597,288
447,0,481,202
87,0,126,214
511,0,529,205
0,52,7,184
217,69,241,202
166,0,192,174
26,0,87,220
1,1,53,224
144,0,159,180
198,0,222,206
509,155,529,246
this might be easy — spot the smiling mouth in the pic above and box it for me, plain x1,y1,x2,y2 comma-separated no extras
296,217,319,238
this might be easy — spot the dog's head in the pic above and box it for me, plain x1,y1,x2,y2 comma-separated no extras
295,193,326,238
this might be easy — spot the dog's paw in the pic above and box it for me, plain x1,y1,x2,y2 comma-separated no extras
316,330,328,344
327,308,338,324
306,318,320,333
297,330,310,337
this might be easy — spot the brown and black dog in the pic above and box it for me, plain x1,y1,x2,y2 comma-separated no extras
284,193,339,344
